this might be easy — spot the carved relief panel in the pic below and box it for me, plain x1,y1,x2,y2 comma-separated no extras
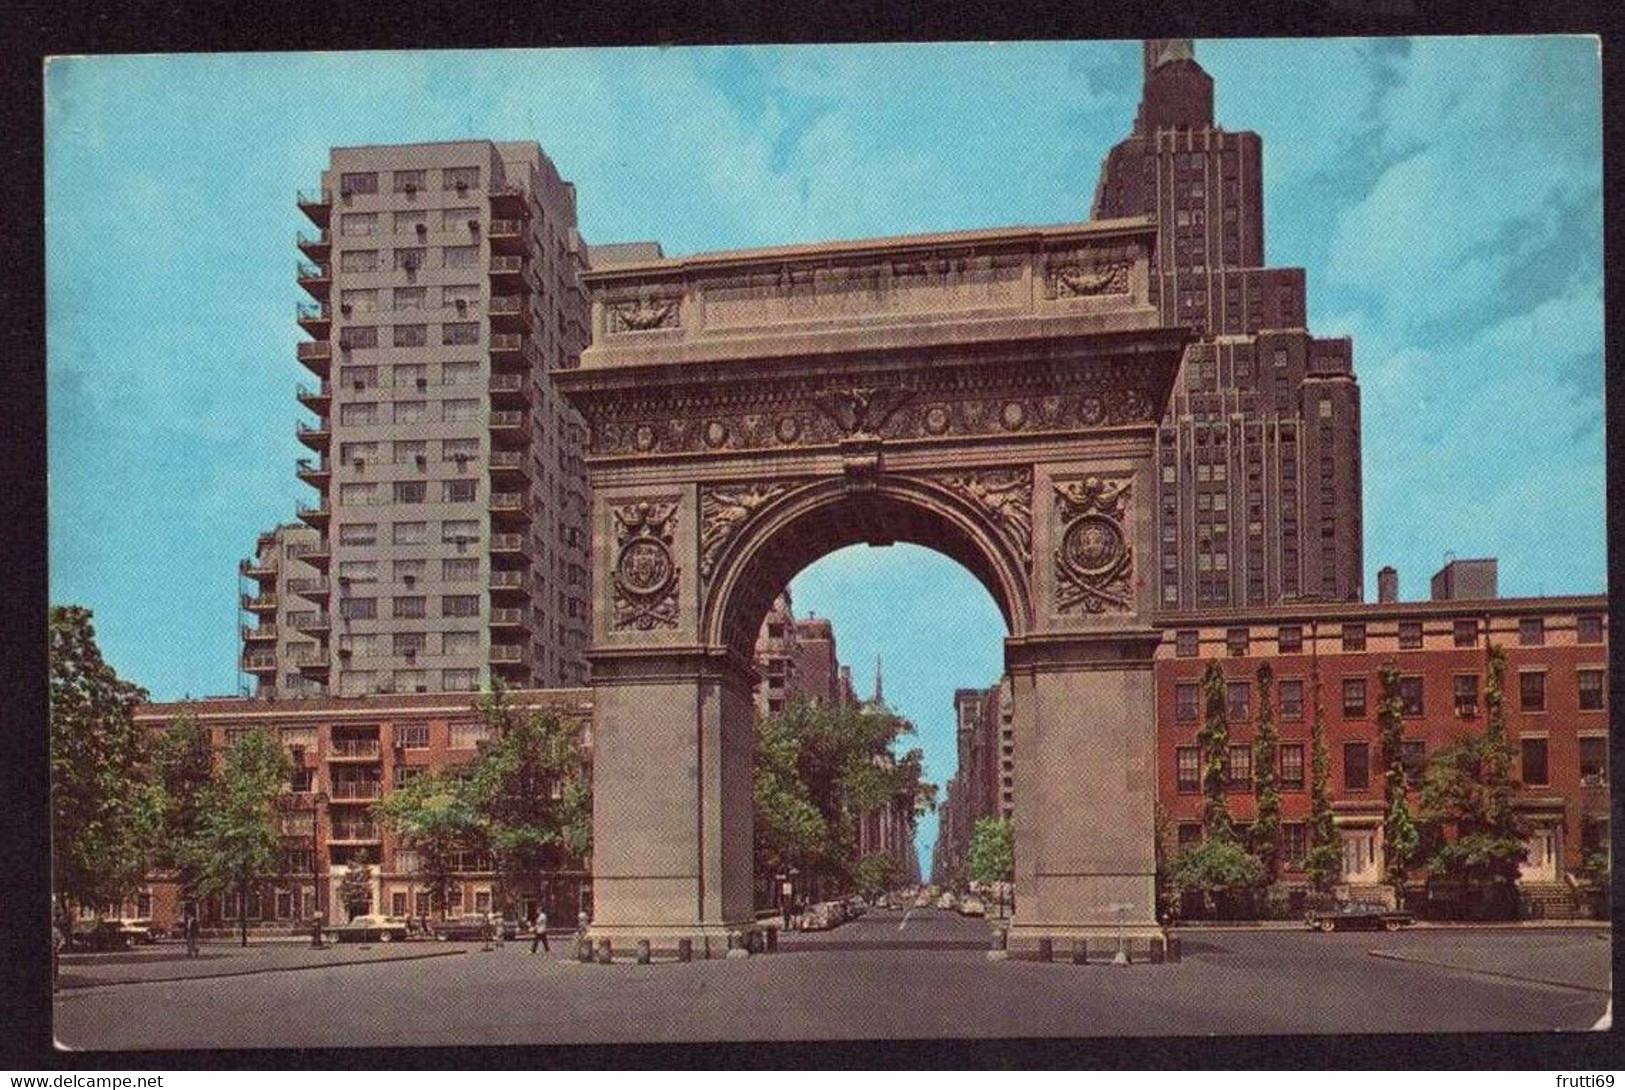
610,499,681,631
1051,476,1134,614
928,468,1034,569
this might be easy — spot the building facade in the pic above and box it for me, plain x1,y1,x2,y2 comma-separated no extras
1154,580,1608,915
1093,39,1364,610
238,523,327,699
132,689,593,935
248,140,594,701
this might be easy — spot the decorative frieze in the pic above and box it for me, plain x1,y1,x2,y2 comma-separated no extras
1042,245,1135,300
611,500,681,630
606,296,682,334
931,469,1034,568
1052,476,1134,614
699,482,800,581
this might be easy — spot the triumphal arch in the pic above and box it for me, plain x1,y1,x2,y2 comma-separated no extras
555,218,1191,959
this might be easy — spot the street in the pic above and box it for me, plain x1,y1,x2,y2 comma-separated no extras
54,910,1610,1049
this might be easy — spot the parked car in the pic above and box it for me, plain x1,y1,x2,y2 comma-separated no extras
430,914,499,941
332,914,411,943
957,897,987,918
935,892,958,911
800,902,844,931
1305,901,1415,932
71,920,132,951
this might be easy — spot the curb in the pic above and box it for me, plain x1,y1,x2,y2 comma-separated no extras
56,948,466,994
1365,949,1611,996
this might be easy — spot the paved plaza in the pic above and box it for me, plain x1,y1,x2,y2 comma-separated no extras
52,909,1610,1049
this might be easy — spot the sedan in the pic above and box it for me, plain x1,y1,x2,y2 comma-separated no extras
332,914,411,943
1305,901,1415,932
429,914,499,941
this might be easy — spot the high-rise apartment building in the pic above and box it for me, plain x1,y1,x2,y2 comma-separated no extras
239,523,327,699
248,141,593,698
1093,40,1364,610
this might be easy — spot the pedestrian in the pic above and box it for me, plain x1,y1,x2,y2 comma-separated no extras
184,912,200,958
530,907,549,954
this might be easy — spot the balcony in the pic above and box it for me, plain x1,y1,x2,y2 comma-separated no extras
295,457,331,487
291,611,332,634
296,260,331,297
490,492,530,521
287,540,330,569
488,295,526,329
296,301,331,335
328,739,381,761
291,648,330,673
296,381,331,413
241,592,278,614
490,533,529,557
296,420,330,451
488,450,526,477
329,780,381,801
489,219,524,250
242,651,278,674
328,820,381,843
286,576,330,599
489,254,524,284
490,607,528,629
239,556,277,581
242,624,278,642
490,643,529,666
489,333,525,359
489,184,527,211
297,340,332,376
297,188,331,225
296,499,331,528
489,570,530,594
489,411,524,433
296,229,331,258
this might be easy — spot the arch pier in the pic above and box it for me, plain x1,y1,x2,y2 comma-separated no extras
556,220,1191,959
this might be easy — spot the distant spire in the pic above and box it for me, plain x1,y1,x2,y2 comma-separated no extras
874,654,884,707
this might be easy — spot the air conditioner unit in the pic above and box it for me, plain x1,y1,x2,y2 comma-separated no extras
340,188,354,199
404,182,417,194
416,222,427,235
337,646,352,657
414,453,427,467
415,685,428,693
340,303,352,315
354,456,365,469
455,299,467,311
415,377,427,391
468,218,480,231
455,180,468,192
403,574,416,586
404,650,416,661
353,379,365,391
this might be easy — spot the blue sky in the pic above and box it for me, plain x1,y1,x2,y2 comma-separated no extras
46,39,1604,877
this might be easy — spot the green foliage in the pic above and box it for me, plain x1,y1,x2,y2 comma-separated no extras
338,861,374,919
1250,662,1282,882
966,817,1014,886
1167,838,1266,901
853,853,903,900
1376,660,1419,896
186,728,291,943
151,711,215,900
50,606,159,919
753,700,929,898
1197,660,1235,843
373,769,482,918
1303,659,1342,891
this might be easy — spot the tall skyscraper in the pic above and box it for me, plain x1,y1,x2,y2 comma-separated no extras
245,141,593,698
1093,40,1364,609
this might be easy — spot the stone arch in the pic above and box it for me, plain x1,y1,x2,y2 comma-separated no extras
703,473,1033,662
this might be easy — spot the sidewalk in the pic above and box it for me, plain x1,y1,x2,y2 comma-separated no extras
1167,919,1610,932
57,941,466,992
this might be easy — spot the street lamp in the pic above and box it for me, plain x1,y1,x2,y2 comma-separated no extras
310,791,328,948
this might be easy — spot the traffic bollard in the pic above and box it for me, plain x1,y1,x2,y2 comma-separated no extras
576,935,593,963
595,938,613,964
1036,937,1053,962
677,937,693,962
636,939,651,965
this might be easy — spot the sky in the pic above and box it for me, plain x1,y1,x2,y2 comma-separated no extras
45,39,1605,878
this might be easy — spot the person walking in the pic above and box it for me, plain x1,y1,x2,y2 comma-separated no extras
184,912,200,958
530,907,549,954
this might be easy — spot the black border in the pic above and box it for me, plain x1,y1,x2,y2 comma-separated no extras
5,0,1621,1071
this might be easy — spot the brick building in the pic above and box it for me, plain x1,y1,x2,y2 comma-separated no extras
131,689,593,935
1155,567,1608,916
1093,39,1364,609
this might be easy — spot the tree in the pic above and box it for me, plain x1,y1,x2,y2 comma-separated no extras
1302,657,1343,892
967,816,1014,917
465,685,591,918
1197,660,1235,843
1167,839,1266,919
50,606,159,929
338,861,374,921
373,769,482,920
1376,660,1420,904
188,729,291,945
1418,645,1528,918
852,853,902,901
1250,662,1282,884
151,711,215,910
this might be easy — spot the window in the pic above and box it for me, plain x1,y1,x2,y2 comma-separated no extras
393,169,426,194
392,559,425,583
442,557,479,582
442,520,479,543
1579,737,1607,786
442,630,479,655
1278,679,1304,721
443,166,480,191
1175,747,1200,793
1175,683,1199,722
443,595,480,618
340,171,379,195
443,399,480,422
394,247,426,271
393,632,427,656
1398,676,1424,716
340,365,378,389
340,250,378,273
291,767,315,793
392,210,428,235
394,480,427,504
1278,626,1302,654
1177,823,1203,849
393,598,426,621
1454,674,1480,716
1176,630,1199,658
340,288,379,314
339,482,379,506
339,441,377,467
439,479,476,504
393,401,427,424
1343,742,1370,791
1577,614,1604,643
338,522,378,546
392,521,427,545
394,670,427,693
339,402,377,426
1578,669,1605,711
1342,623,1366,652
443,207,480,230
339,597,376,620
1226,628,1249,656
1280,744,1305,790
443,245,480,269
342,327,378,354
443,668,480,691
1518,671,1546,712
474,891,492,914
449,720,490,749
393,286,426,310
393,324,427,348
1342,677,1367,717
1400,740,1426,787
1281,823,1308,864
443,438,480,462
396,722,429,749
341,212,378,236
1398,621,1423,649
1453,619,1478,648
442,361,480,386
1226,745,1252,790
392,439,427,465
443,284,481,308
443,322,480,344
1518,617,1545,646
1226,681,1250,721
1520,737,1549,787
393,364,427,388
